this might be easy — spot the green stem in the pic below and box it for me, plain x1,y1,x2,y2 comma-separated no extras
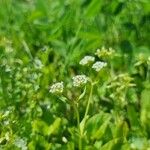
110,63,115,77
146,65,150,81
72,101,82,150
84,83,94,119
79,82,94,139
60,94,82,149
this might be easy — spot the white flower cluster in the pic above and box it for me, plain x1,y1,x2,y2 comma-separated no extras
14,137,27,150
49,82,64,94
79,56,95,66
72,75,88,87
92,61,107,72
49,48,110,94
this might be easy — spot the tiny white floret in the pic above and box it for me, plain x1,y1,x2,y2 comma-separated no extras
62,136,68,143
49,82,64,94
72,75,88,87
79,56,95,66
92,61,107,72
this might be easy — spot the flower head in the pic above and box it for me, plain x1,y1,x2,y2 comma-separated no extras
72,75,88,87
92,61,107,72
135,53,147,67
49,82,64,94
79,56,95,66
95,46,114,58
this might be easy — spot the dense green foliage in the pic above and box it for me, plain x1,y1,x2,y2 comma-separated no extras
0,0,150,149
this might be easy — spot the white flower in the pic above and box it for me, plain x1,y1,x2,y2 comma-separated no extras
49,82,64,94
72,75,88,87
34,58,44,69
79,56,95,66
62,136,68,143
92,61,107,72
14,137,27,150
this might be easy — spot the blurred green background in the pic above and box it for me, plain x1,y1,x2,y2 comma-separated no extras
0,0,149,80
0,0,149,59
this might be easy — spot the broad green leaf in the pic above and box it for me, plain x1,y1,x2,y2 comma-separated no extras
101,138,124,150
32,119,49,136
85,112,111,140
28,135,52,150
127,105,140,130
48,118,61,136
112,121,129,138
91,116,111,140
32,118,61,136
140,84,150,134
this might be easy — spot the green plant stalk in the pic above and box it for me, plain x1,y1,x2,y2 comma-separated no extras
72,101,82,150
61,94,82,149
110,63,115,78
60,94,82,149
84,83,94,119
146,65,150,81
80,83,94,137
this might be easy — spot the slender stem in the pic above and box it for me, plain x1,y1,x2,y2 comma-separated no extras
84,83,94,119
146,65,150,81
60,94,82,149
72,101,82,150
79,82,94,139
110,63,115,78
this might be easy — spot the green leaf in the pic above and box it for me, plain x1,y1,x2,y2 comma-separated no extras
32,119,49,136
112,121,129,138
101,138,124,150
48,118,61,136
91,116,111,140
127,105,140,130
85,0,102,17
32,118,61,136
140,85,150,134
28,135,52,150
86,112,111,140
78,86,87,101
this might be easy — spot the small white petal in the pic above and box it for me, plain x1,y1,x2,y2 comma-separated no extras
79,56,95,66
49,82,64,94
92,61,107,72
72,75,88,87
62,137,68,143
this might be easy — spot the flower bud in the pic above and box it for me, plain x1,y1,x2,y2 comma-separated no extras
95,46,114,58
